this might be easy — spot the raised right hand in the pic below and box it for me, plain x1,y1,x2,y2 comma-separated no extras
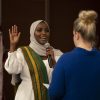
9,25,21,45
9,25,21,52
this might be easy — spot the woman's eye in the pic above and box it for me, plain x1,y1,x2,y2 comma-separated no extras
36,29,42,32
36,28,49,33
45,29,49,32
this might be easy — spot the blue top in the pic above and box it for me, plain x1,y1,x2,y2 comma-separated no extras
49,47,100,100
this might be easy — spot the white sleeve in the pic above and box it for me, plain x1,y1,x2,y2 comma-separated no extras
47,55,62,83
43,55,62,89
49,56,61,82
4,48,24,74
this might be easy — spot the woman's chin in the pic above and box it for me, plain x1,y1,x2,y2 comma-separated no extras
39,40,48,45
39,41,47,45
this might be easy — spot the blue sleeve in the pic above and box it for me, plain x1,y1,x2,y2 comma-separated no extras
48,56,65,100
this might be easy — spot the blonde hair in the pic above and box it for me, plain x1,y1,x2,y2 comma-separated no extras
73,10,98,43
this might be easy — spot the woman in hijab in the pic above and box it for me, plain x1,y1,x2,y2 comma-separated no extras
4,20,63,100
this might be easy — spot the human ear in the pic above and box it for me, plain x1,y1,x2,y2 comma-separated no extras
75,32,80,40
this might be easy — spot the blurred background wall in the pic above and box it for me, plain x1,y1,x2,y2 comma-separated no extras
2,0,100,52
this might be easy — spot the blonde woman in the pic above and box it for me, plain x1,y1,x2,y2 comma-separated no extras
49,10,100,100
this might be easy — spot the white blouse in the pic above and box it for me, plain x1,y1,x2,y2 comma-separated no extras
4,48,62,100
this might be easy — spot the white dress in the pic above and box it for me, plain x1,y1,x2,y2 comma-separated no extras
4,48,62,100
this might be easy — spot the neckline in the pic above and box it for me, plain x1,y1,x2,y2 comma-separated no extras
74,47,97,55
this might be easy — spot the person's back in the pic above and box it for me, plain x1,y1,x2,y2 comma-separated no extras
62,47,100,100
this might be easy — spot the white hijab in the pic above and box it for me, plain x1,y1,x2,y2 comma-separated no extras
29,20,63,56
29,20,50,56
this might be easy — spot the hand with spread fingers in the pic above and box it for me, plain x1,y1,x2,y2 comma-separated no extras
9,25,21,52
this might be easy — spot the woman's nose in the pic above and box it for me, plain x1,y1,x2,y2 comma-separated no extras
41,30,47,34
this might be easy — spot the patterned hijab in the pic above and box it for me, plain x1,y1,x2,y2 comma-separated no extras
29,20,50,56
